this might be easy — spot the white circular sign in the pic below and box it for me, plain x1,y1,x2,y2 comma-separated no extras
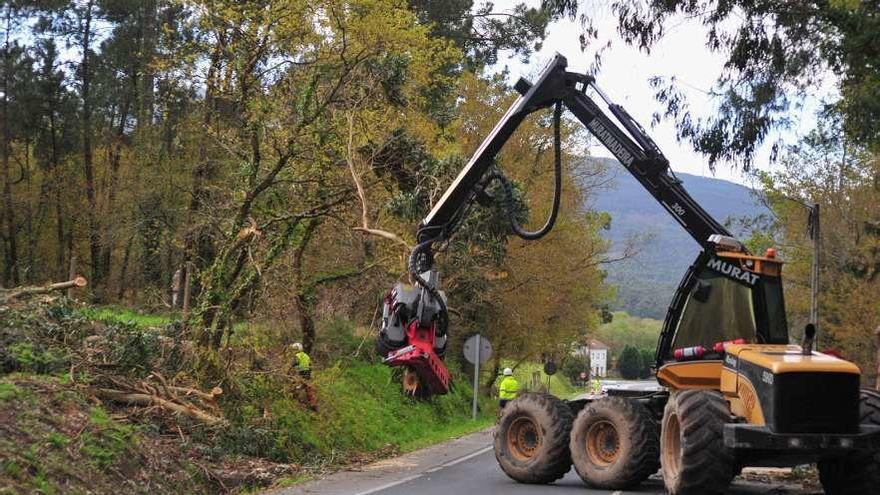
463,334,493,364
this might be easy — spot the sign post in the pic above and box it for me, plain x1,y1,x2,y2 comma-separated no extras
473,335,480,420
463,334,492,420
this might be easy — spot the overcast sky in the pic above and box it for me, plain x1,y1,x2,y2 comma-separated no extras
490,1,829,185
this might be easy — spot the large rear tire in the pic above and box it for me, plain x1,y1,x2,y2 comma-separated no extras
818,388,880,495
494,393,573,484
660,390,734,495
570,396,660,489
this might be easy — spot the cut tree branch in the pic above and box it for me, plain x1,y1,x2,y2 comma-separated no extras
345,112,411,250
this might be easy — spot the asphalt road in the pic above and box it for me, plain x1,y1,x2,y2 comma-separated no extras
267,429,821,495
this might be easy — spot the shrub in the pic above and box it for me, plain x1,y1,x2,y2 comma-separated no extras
562,355,590,384
7,342,68,374
639,348,655,378
618,345,642,380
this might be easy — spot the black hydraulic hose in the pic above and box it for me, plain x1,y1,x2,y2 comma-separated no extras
485,101,563,240
513,101,562,239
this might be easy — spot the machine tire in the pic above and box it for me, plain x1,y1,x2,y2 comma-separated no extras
570,396,660,489
818,388,880,495
494,393,573,484
660,390,734,495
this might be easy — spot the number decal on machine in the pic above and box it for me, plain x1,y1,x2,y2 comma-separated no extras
670,202,686,216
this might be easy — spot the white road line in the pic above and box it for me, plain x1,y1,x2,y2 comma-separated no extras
353,445,494,495
611,491,623,495
353,474,422,495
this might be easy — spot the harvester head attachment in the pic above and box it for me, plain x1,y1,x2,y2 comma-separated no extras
382,319,451,396
378,281,451,396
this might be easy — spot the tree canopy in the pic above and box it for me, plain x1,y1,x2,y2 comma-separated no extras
0,0,613,374
546,0,880,168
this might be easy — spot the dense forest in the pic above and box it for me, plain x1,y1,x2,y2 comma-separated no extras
0,0,622,379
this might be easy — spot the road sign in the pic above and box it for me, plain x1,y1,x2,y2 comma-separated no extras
463,334,492,420
463,334,492,364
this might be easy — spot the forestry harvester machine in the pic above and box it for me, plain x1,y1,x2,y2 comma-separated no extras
374,54,880,494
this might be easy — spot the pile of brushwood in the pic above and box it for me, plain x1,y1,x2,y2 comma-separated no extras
0,284,314,494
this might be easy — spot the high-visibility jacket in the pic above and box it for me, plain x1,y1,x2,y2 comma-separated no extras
295,351,311,372
499,376,519,400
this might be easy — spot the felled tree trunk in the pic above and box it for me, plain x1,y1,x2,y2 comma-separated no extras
94,388,223,424
0,276,87,303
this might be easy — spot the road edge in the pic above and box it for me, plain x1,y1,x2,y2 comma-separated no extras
263,427,494,495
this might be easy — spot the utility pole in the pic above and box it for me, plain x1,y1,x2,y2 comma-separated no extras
808,203,820,348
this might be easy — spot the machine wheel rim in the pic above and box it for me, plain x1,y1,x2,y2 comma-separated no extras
402,368,420,395
662,411,682,480
585,419,621,466
507,416,542,461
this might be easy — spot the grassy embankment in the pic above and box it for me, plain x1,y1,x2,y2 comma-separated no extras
1,301,494,494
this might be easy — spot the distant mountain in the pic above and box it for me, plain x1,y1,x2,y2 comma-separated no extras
585,157,769,319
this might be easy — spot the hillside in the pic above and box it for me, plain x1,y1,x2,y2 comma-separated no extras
0,297,495,494
587,157,769,319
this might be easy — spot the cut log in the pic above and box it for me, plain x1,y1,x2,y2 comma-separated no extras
1,277,88,302
94,388,224,425
165,385,223,403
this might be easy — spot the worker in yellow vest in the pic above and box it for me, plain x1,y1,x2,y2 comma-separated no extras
291,342,312,379
498,367,520,409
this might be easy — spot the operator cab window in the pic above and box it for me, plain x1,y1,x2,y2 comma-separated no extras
670,269,757,350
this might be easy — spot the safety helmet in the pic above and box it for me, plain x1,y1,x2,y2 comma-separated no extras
503,367,513,376
291,342,303,351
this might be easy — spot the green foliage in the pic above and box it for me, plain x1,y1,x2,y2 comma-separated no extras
560,0,880,166
76,307,174,329
45,432,69,449
219,362,493,463
595,312,662,359
313,318,364,359
409,0,560,68
81,407,138,469
618,345,642,380
101,323,161,377
638,348,654,379
0,383,20,401
561,355,590,384
757,121,880,382
6,343,67,375
2,460,22,478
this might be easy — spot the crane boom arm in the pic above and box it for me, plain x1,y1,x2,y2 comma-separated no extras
418,54,732,251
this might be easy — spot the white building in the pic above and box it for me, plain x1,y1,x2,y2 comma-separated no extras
587,339,609,378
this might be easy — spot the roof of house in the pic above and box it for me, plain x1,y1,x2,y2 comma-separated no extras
587,339,610,350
